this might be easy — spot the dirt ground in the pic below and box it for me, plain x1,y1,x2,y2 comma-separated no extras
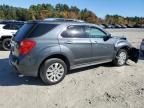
0,28,144,108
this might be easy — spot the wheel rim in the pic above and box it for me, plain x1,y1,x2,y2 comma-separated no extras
46,63,64,82
118,51,127,65
4,40,11,50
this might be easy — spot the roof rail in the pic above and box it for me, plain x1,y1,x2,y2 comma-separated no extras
44,18,85,22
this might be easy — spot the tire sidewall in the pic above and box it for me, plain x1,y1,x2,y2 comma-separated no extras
2,38,11,51
114,49,128,66
40,58,67,85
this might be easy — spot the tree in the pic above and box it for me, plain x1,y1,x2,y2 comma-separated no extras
55,4,69,12
80,9,99,23
0,4,143,25
0,10,5,19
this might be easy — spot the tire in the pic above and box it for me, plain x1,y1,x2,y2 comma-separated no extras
2,38,11,51
40,58,67,85
113,49,128,66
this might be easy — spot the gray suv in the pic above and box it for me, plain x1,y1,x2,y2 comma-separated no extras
9,20,138,85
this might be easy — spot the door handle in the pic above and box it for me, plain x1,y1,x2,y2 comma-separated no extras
94,41,98,43
65,40,73,44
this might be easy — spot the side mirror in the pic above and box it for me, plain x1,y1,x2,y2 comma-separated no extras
103,35,111,41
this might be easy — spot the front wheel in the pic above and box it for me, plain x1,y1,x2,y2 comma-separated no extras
40,58,67,85
113,49,128,66
2,38,11,51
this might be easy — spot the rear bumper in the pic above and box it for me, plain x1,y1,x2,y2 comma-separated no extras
9,54,38,77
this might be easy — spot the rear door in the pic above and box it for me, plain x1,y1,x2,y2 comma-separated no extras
86,26,114,62
11,23,59,56
59,25,92,65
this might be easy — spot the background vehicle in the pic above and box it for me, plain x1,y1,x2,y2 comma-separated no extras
101,24,109,28
99,24,105,29
140,39,144,52
126,24,134,28
111,24,122,28
10,19,138,85
0,21,24,50
120,24,127,28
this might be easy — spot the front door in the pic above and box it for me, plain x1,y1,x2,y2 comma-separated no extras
86,26,114,62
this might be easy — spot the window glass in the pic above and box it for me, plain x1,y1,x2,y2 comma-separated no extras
15,23,34,41
15,23,58,41
61,26,88,38
11,24,23,30
3,24,11,30
86,27,106,38
29,24,58,38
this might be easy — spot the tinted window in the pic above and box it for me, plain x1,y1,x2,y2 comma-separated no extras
29,24,58,38
11,24,23,30
3,24,11,30
3,23,23,30
86,27,106,38
15,23,35,41
15,23,58,41
61,26,88,38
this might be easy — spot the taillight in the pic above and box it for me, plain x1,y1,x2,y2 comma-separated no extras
19,39,36,55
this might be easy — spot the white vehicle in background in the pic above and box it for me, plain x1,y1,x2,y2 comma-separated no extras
0,22,23,50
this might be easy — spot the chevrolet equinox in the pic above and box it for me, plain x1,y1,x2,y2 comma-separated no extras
9,19,138,85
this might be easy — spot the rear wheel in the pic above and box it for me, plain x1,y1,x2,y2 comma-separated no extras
2,38,11,51
113,49,128,66
40,58,67,85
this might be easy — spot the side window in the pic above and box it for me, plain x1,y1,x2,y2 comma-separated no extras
28,24,58,38
11,24,23,30
3,24,11,30
61,26,88,38
86,27,106,38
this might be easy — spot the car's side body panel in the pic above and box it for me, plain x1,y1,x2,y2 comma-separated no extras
59,38,92,65
90,37,115,62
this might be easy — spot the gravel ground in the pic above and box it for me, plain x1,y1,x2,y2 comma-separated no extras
0,29,144,108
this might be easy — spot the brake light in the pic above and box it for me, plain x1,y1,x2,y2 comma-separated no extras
19,39,36,55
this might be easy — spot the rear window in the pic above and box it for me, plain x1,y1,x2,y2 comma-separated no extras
15,23,34,41
15,23,58,41
29,24,58,38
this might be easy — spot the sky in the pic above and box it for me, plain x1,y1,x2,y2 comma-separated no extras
0,0,144,18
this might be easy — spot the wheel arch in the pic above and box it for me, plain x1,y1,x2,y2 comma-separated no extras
38,54,70,77
114,44,131,58
119,46,130,52
1,35,12,40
